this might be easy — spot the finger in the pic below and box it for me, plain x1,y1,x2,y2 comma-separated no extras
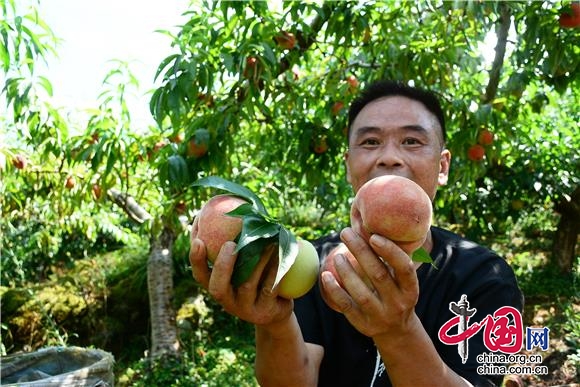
340,228,396,291
320,271,357,314
190,238,210,288
190,215,199,240
334,253,379,311
369,234,419,296
259,244,282,297
207,241,237,304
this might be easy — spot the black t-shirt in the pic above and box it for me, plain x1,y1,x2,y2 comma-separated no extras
294,226,524,387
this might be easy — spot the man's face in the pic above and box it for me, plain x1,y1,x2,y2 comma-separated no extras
345,96,451,200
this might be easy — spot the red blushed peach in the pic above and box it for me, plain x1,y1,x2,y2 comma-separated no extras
467,144,485,161
350,175,432,255
192,194,247,262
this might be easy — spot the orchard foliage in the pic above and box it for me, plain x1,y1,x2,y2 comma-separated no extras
1,1,158,286
151,0,579,235
2,0,579,286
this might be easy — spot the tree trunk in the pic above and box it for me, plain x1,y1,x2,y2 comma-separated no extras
552,186,580,274
147,224,180,359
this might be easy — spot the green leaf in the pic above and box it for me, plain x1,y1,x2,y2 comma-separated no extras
37,75,53,96
167,154,189,187
235,214,280,253
231,236,276,287
226,202,261,218
192,176,268,215
272,226,299,289
104,143,116,177
412,247,433,264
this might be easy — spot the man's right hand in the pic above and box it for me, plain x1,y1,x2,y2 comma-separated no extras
189,237,294,327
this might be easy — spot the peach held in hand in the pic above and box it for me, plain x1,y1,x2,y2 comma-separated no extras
277,239,320,299
192,194,319,299
192,194,247,262
350,175,432,255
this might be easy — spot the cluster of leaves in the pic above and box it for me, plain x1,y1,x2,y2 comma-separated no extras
118,302,258,387
119,288,259,387
1,2,167,285
1,64,156,286
118,348,257,387
441,84,579,238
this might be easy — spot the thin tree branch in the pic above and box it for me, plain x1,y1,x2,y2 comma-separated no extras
483,3,511,104
108,188,152,224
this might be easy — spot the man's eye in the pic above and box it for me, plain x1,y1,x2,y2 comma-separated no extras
360,138,380,146
403,138,421,145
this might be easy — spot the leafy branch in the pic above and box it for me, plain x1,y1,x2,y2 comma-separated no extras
192,176,299,288
234,1,340,102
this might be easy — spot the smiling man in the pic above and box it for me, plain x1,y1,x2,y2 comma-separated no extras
190,80,523,387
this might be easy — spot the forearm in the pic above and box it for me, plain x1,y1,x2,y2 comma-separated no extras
374,314,472,387
255,312,320,387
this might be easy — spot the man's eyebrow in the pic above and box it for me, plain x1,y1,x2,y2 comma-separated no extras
352,124,429,137
400,124,429,134
351,126,382,138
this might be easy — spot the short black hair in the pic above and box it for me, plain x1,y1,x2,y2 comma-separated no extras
347,80,446,144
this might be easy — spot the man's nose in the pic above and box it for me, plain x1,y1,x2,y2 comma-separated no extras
375,144,404,169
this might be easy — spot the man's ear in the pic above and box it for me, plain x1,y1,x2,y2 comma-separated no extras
438,149,451,186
